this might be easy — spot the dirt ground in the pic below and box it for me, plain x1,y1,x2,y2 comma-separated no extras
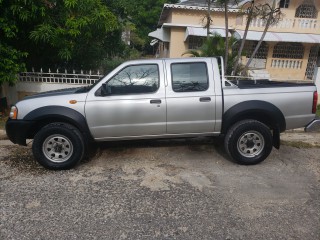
0,129,319,239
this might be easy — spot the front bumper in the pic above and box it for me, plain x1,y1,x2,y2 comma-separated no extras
5,119,35,146
305,117,320,132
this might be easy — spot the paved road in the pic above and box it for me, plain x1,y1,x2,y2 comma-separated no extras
1,136,320,240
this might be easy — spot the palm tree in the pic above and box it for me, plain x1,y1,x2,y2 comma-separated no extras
215,0,231,74
183,33,241,75
242,0,282,73
233,0,256,75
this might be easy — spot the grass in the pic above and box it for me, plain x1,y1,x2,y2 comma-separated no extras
317,105,320,117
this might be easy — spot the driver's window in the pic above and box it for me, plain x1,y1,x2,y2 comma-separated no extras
107,64,159,95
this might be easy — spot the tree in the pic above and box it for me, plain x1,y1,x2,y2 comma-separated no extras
233,0,257,75
223,0,229,74
105,0,178,54
0,44,27,86
204,0,213,39
204,0,235,73
29,0,119,69
0,0,120,84
183,34,240,75
242,0,282,73
0,0,40,85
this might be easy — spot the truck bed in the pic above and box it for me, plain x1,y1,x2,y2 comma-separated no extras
229,79,315,89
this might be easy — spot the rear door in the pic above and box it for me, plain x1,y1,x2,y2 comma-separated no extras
85,61,166,140
165,58,217,134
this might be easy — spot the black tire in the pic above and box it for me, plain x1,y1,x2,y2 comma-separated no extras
32,122,85,170
224,119,273,165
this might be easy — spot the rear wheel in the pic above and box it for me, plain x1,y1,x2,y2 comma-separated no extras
33,123,85,170
224,120,273,165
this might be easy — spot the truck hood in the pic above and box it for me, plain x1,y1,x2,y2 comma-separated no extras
23,87,87,100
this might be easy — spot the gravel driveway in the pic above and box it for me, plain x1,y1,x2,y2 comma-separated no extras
1,130,319,240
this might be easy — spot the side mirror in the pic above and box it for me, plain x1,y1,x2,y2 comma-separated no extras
101,83,111,96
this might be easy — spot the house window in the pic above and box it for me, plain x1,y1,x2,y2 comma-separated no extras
295,1,318,18
272,43,304,59
280,0,290,8
188,36,204,49
245,41,268,59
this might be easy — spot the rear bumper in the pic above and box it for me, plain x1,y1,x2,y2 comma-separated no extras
5,119,35,146
305,117,320,132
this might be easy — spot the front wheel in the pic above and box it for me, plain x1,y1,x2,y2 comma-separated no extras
32,123,85,170
224,120,273,165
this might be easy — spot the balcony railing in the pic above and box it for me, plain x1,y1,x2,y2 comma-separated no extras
270,58,303,69
247,18,320,30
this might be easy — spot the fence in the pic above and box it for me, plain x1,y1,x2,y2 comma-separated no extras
19,69,104,85
1,69,104,107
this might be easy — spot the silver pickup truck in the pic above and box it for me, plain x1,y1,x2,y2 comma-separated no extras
6,57,319,169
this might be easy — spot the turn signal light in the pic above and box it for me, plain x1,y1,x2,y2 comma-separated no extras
9,106,18,119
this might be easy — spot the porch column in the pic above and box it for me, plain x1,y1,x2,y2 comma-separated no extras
266,42,276,70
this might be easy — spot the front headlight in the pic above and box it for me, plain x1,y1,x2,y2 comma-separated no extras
9,106,18,119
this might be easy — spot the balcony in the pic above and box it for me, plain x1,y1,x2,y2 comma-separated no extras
237,18,320,34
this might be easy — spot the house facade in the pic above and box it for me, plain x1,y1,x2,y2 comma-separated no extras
149,0,320,81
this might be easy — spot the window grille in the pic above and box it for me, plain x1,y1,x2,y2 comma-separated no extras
305,45,319,80
272,43,304,59
188,36,204,49
245,41,268,59
279,0,290,8
295,0,318,18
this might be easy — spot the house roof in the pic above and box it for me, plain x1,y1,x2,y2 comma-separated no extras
179,0,245,8
158,0,247,26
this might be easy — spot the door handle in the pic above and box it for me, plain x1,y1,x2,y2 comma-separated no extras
199,97,211,102
150,99,161,104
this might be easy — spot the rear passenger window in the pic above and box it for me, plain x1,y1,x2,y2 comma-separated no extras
171,62,209,92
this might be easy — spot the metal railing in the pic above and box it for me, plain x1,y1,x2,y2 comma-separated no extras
247,18,320,30
19,69,104,85
270,58,303,69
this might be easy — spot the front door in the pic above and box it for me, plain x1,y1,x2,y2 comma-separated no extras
85,62,166,140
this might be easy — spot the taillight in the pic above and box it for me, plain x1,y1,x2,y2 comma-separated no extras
312,91,318,114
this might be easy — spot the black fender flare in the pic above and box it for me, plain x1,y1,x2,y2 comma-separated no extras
222,100,286,148
24,106,93,142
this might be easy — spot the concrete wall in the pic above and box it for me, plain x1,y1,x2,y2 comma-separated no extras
2,82,87,107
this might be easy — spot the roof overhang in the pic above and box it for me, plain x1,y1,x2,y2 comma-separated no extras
234,30,320,43
185,27,231,41
148,25,233,44
148,27,170,42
